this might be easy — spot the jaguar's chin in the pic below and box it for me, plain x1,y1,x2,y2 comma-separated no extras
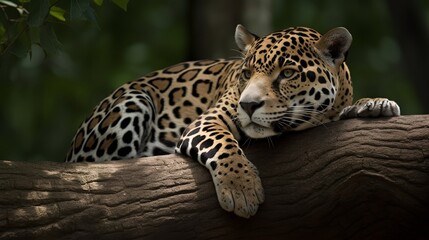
240,122,280,139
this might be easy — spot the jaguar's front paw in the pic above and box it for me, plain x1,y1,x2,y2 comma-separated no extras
340,97,400,119
211,158,264,218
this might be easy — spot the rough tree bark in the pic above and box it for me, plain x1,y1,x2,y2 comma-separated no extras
1,115,429,240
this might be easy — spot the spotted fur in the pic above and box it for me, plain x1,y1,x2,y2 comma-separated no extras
66,25,400,218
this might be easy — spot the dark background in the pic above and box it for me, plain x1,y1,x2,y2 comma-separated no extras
1,0,428,162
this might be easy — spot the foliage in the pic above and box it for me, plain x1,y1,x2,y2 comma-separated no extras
0,0,129,57
0,1,188,162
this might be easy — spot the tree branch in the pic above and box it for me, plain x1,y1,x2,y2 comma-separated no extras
1,115,429,239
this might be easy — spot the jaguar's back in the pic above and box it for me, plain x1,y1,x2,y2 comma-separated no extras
66,59,241,162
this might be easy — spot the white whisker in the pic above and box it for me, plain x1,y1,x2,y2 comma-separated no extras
230,48,245,59
242,137,253,149
266,137,275,148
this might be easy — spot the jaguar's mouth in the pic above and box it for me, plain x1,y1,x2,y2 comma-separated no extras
239,121,279,139
240,120,265,129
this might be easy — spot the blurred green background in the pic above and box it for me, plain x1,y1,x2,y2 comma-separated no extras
0,0,428,162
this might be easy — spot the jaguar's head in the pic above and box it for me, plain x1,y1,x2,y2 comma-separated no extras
235,24,352,138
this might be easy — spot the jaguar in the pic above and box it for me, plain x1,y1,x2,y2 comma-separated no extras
66,24,400,218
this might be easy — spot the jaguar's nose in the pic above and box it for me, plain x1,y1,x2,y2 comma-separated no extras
239,101,265,117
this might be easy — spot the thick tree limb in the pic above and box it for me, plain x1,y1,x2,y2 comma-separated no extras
1,115,429,240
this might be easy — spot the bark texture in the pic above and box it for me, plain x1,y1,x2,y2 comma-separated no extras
1,115,429,240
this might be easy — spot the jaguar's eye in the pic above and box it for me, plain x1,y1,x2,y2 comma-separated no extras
280,69,296,79
242,69,252,80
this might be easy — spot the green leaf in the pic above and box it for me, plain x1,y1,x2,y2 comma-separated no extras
69,0,90,20
29,27,40,43
27,0,50,27
40,25,61,54
0,0,18,8
93,0,104,6
0,23,7,46
9,30,31,58
0,1,28,16
0,23,5,35
49,6,66,22
83,6,98,26
9,40,28,58
111,0,129,11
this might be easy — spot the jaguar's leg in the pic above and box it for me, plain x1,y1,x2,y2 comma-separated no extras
340,97,400,119
175,109,264,218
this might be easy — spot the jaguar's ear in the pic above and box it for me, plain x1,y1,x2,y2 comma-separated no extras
235,24,258,52
315,27,352,67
